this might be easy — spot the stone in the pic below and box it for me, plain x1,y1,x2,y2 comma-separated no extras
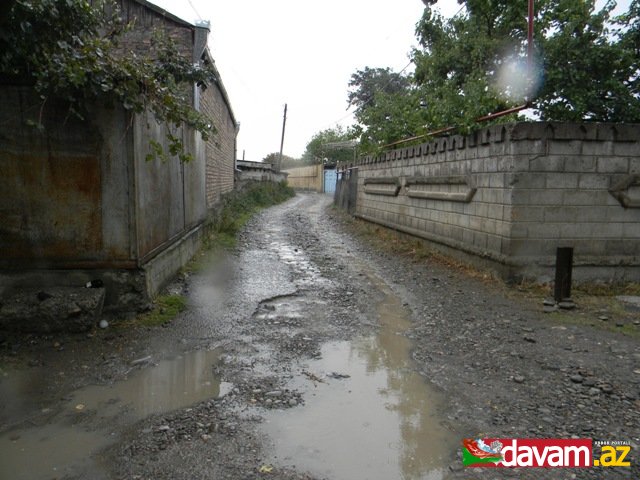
514,375,526,383
558,300,576,310
600,384,614,394
570,375,584,383
0,287,105,333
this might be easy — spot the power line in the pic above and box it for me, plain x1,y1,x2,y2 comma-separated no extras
186,0,202,21
319,59,415,132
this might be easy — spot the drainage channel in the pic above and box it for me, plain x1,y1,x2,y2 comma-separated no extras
260,277,458,479
0,348,230,480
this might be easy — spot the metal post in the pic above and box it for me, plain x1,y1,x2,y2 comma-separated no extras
554,247,573,303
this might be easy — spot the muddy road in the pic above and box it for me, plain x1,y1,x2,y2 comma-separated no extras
1,193,638,479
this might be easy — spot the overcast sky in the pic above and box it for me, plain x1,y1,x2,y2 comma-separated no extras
147,0,630,162
146,0,458,161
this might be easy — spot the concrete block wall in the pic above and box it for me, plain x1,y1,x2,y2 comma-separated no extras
342,122,640,282
507,123,640,281
355,125,514,266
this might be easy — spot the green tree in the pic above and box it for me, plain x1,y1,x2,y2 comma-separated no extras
262,152,301,170
0,0,217,162
301,126,358,165
350,0,639,153
347,67,412,120
413,0,640,124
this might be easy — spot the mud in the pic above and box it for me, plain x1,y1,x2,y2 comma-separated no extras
0,192,638,479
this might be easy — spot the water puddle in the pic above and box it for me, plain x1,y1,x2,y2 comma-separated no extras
261,286,457,479
0,348,230,480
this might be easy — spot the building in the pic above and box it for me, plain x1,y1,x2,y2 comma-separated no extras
0,0,238,325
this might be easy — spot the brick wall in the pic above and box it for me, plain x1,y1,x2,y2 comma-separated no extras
200,78,237,208
338,122,640,282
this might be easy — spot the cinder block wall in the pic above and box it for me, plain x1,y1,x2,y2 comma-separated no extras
343,122,640,282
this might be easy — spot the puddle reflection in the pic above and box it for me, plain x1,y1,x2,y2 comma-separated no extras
262,291,456,480
0,349,229,480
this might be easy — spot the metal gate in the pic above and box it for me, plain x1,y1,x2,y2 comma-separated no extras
324,168,337,194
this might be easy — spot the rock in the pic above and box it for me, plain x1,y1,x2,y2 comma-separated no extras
599,316,609,321
543,298,556,307
0,287,105,333
99,319,109,329
523,335,537,343
265,390,282,397
600,384,614,394
543,305,558,313
157,425,171,432
588,388,601,396
514,375,526,384
288,398,297,407
570,375,584,383
558,300,576,310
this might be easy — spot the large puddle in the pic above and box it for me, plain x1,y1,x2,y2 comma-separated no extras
261,285,457,479
0,348,229,480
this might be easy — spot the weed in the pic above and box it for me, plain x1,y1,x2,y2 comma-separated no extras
207,181,295,249
136,294,187,327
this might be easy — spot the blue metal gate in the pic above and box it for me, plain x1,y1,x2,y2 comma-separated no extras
324,168,337,194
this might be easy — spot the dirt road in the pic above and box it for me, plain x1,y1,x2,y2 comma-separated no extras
1,193,638,479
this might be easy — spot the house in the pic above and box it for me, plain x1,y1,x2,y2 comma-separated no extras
0,0,238,329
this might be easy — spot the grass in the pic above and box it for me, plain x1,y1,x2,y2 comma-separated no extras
135,294,187,327
206,181,295,250
131,181,295,328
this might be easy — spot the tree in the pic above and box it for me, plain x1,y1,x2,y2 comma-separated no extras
262,152,301,170
349,0,640,153
0,0,217,162
301,126,358,165
347,67,412,120
413,0,640,123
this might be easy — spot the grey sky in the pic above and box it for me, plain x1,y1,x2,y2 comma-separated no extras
147,0,631,162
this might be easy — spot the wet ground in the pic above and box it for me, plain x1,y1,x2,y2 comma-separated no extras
1,193,639,479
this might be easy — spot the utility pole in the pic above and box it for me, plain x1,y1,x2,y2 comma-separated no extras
277,103,287,172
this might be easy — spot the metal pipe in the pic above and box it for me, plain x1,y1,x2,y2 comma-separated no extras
382,103,529,149
528,0,535,70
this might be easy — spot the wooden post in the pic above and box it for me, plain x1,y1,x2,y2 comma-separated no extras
277,103,287,172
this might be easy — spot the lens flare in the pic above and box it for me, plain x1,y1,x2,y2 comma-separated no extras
494,56,542,103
